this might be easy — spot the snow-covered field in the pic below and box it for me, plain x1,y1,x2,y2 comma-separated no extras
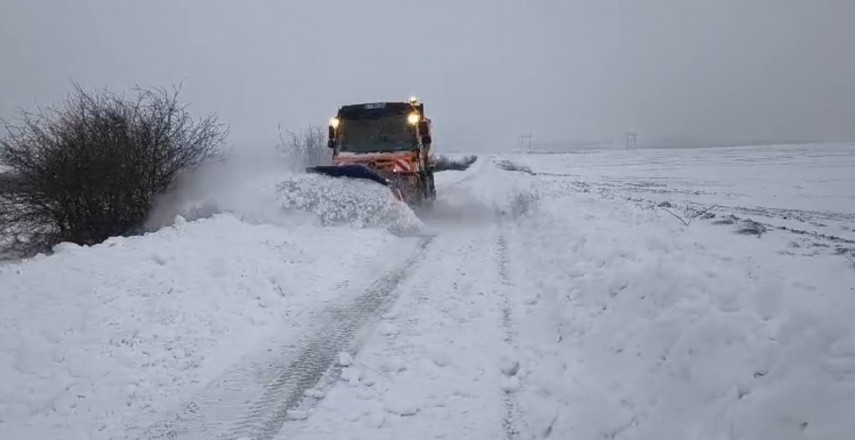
504,145,855,439
1,143,854,439
509,143,855,254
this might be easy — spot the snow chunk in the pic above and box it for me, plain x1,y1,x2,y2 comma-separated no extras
384,389,420,416
502,375,521,393
150,251,168,266
523,293,539,305
52,242,81,254
429,350,451,367
498,354,520,377
337,351,353,367
382,357,407,373
304,388,326,399
340,367,361,385
365,411,385,429
378,323,399,336
287,410,309,421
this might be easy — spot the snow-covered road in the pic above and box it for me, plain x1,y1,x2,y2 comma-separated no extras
277,221,522,440
2,143,854,439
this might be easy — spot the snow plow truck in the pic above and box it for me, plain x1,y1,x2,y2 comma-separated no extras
308,97,436,206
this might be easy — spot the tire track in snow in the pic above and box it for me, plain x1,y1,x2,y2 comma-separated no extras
276,225,520,440
217,236,433,440
135,236,432,440
497,230,525,440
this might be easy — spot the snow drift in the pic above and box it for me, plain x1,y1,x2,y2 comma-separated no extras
0,214,419,440
0,146,426,439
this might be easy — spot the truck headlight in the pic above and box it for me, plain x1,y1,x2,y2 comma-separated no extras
407,112,420,125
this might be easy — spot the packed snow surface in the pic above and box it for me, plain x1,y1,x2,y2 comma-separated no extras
1,142,854,440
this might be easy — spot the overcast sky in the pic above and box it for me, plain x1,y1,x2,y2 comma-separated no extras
2,0,854,150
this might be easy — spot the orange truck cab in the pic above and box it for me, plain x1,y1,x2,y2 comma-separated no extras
314,98,436,206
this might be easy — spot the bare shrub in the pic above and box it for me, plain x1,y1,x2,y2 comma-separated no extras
662,204,718,226
278,124,330,167
432,154,478,172
0,172,18,195
0,84,227,251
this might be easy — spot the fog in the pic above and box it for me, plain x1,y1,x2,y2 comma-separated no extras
2,0,854,151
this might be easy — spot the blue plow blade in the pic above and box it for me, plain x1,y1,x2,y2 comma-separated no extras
306,164,390,187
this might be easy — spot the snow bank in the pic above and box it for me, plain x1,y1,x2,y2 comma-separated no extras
0,214,416,440
509,187,855,439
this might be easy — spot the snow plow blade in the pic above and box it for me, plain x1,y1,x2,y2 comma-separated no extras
306,164,390,187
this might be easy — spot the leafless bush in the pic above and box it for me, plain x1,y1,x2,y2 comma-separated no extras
431,154,477,172
661,203,718,226
0,83,227,251
278,124,330,167
0,173,18,195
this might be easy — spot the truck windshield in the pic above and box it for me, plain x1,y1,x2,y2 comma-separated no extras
339,115,415,153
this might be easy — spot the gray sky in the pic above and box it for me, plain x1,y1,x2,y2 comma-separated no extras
2,0,854,150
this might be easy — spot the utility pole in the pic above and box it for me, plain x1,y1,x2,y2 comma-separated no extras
625,132,637,149
518,134,533,152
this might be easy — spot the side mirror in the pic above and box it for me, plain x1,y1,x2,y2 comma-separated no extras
421,135,432,145
418,121,430,135
327,139,336,149
328,126,335,140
